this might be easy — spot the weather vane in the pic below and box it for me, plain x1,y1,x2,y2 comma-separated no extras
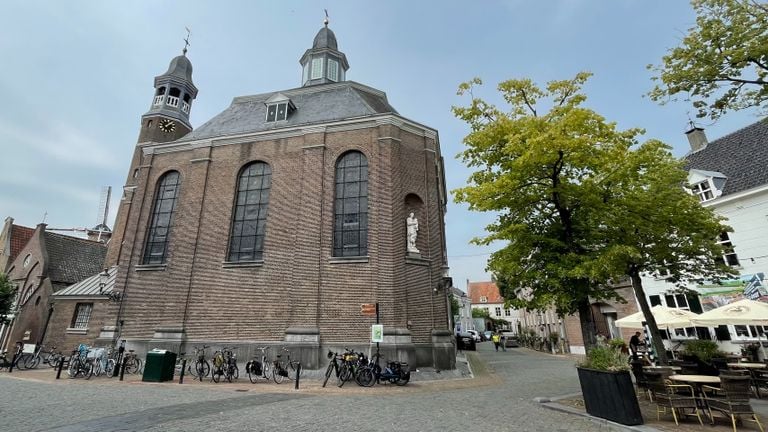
324,9,329,27
183,27,191,55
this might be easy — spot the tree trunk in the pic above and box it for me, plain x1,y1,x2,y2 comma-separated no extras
629,269,669,365
577,298,597,352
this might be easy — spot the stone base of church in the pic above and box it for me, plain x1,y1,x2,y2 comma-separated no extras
117,326,456,371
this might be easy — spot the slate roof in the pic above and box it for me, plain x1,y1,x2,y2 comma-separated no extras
467,281,504,304
43,231,106,285
178,81,398,142
53,266,115,297
685,119,768,197
9,224,34,264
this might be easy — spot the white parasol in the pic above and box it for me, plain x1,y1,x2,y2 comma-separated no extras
615,305,699,329
691,298,768,359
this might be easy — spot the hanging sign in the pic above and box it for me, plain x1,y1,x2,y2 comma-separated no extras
371,324,384,343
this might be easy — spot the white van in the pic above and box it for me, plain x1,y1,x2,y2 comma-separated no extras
466,330,481,342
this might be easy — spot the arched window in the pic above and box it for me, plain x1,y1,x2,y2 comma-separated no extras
228,162,272,262
169,87,181,97
333,151,368,257
142,171,181,265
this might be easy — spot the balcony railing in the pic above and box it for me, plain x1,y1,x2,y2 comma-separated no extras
166,96,179,108
181,101,190,113
153,95,164,106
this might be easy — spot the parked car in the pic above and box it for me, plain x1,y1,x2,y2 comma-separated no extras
456,333,477,351
466,330,481,342
483,331,493,341
502,332,520,348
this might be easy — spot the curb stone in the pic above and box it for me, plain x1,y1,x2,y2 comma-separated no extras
537,393,663,432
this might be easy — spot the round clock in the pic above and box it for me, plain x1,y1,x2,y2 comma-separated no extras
159,119,176,133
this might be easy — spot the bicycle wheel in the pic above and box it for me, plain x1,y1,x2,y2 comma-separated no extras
92,361,103,377
356,367,374,387
134,358,143,374
232,364,239,380
337,363,350,388
195,359,210,378
212,368,220,383
47,353,62,369
272,364,285,384
247,361,257,384
261,359,270,379
124,358,138,374
24,354,41,369
13,354,28,370
67,357,79,378
106,359,116,376
322,361,335,388
84,362,94,380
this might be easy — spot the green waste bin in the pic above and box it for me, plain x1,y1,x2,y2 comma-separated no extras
142,349,177,382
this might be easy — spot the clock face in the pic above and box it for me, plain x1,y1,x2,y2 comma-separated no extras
159,119,176,133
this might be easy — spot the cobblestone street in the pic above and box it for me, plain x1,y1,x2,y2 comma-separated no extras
0,344,621,431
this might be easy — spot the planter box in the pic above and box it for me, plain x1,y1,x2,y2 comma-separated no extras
577,367,643,426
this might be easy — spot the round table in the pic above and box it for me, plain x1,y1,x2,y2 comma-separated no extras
727,362,766,369
644,365,682,371
668,374,721,384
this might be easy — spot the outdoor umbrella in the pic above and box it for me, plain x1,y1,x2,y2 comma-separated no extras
615,305,698,329
691,298,768,358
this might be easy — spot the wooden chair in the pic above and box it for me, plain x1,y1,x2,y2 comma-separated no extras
647,372,704,426
752,369,768,399
703,375,764,432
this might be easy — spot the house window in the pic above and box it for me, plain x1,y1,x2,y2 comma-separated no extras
311,58,323,79
733,325,767,339
142,171,181,265
71,303,93,329
266,103,289,122
228,162,271,262
302,63,309,83
328,59,339,82
495,307,502,316
691,180,714,202
664,293,690,311
505,309,511,316
480,296,488,303
715,232,740,267
333,151,368,257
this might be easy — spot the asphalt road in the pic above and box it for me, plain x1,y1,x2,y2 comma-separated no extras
0,343,621,431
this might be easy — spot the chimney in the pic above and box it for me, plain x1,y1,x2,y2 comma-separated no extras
685,126,708,152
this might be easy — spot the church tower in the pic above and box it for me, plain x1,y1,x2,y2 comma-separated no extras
137,49,198,143
299,17,349,86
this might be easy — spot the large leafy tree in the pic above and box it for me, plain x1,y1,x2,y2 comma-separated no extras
0,273,17,324
648,0,768,119
453,73,733,361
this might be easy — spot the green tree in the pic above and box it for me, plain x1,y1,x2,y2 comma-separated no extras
472,308,490,319
0,273,17,323
450,295,461,318
453,73,733,361
648,0,768,119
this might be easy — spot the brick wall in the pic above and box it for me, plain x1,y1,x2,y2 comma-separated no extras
44,299,114,353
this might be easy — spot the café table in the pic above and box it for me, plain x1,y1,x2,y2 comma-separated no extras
727,362,766,369
644,365,682,371
668,375,721,411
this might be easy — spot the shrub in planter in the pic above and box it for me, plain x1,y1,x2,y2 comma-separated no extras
681,340,728,376
576,345,643,426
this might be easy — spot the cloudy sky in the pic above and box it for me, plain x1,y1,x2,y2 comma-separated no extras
0,1,761,291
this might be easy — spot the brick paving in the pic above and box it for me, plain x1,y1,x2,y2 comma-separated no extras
1,343,623,431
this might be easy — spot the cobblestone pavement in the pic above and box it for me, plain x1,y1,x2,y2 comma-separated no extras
1,343,623,431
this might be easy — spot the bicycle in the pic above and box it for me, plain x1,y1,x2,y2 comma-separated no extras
188,345,210,380
336,349,370,387
272,347,302,384
222,347,239,382
122,350,143,374
22,344,51,369
322,350,344,388
44,346,63,369
67,347,94,379
210,348,226,383
246,346,271,384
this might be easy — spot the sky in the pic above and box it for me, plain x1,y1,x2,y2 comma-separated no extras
0,1,762,292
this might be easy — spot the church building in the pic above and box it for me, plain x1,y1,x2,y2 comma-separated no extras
105,21,453,369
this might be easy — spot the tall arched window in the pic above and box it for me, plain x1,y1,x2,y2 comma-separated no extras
142,171,181,265
228,162,272,262
333,151,368,257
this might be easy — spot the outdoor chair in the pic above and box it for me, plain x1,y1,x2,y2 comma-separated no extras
751,370,768,399
703,375,764,432
630,361,650,400
712,358,729,372
647,372,704,426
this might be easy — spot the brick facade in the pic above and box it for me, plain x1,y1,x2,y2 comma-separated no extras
44,299,114,354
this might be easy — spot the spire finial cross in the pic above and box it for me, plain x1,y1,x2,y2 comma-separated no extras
323,9,329,27
183,27,191,56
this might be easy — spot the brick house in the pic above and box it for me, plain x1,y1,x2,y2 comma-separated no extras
105,23,452,368
0,217,35,272
2,224,106,351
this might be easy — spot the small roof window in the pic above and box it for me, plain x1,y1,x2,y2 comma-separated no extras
265,93,296,123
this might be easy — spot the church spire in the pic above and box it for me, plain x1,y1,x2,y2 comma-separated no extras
137,31,199,143
299,12,349,87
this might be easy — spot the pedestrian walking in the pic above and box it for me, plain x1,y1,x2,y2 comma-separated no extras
491,332,501,351
500,331,507,352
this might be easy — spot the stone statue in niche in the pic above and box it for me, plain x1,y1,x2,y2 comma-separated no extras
406,212,419,254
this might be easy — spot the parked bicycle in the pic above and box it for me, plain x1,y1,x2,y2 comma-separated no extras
336,349,371,387
44,346,63,369
322,350,344,388
360,351,410,387
272,347,302,384
188,345,210,380
222,347,239,383
122,350,143,374
246,346,271,383
67,346,94,379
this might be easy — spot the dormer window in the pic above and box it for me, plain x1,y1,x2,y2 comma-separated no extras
691,180,714,202
480,296,488,303
311,58,323,80
265,94,296,123
328,59,339,82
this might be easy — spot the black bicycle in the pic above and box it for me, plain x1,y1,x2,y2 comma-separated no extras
322,350,344,388
188,345,210,380
272,347,302,384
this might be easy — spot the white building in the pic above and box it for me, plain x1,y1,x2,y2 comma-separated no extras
467,281,521,333
641,122,768,358
450,287,474,334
